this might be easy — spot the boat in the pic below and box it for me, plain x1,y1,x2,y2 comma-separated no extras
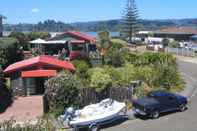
59,99,126,131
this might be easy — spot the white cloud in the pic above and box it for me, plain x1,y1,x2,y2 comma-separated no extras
31,8,40,13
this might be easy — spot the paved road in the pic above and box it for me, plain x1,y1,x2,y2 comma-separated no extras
103,61,197,131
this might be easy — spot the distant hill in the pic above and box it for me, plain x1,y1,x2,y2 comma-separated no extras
3,18,197,32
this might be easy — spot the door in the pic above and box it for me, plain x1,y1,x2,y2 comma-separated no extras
156,96,170,111
167,95,179,109
35,78,45,95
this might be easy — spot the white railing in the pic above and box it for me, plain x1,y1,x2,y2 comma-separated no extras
165,47,196,57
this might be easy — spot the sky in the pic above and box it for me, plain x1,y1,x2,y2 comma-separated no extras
0,0,197,24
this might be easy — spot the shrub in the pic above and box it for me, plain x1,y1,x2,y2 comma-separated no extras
44,72,81,116
162,38,170,47
105,42,131,67
134,65,158,87
0,38,23,69
155,64,184,91
9,32,30,50
168,41,180,48
0,119,55,131
87,67,112,92
130,52,184,91
28,32,51,40
72,59,90,77
0,67,12,113
106,64,135,87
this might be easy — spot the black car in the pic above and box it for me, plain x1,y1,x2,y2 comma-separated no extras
133,91,188,119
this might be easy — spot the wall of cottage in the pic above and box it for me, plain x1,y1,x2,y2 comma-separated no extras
11,73,26,97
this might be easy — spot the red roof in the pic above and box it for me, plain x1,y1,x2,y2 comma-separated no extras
50,31,96,43
66,31,96,42
158,27,197,35
4,55,75,73
22,70,57,78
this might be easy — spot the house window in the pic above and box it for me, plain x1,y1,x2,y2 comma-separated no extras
72,44,85,51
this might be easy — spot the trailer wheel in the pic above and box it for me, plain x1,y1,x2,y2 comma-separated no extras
72,126,79,131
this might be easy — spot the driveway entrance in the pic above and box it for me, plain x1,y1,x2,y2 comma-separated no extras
0,96,43,122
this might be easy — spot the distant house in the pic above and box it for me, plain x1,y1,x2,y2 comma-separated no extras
137,27,197,41
4,55,75,96
30,31,97,60
153,27,197,41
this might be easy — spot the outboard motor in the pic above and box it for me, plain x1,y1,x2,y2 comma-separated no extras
58,107,75,124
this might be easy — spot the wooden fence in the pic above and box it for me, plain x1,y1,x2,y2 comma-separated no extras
79,87,133,107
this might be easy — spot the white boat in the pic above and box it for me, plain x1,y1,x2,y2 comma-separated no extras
59,99,126,130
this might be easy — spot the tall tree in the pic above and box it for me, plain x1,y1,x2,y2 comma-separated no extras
121,0,139,44
97,30,112,65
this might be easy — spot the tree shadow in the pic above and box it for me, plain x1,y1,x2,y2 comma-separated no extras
135,109,187,121
77,117,128,131
0,88,13,113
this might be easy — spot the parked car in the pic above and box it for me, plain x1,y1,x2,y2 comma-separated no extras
133,91,188,119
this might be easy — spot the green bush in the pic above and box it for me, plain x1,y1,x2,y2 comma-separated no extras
28,32,51,40
168,41,180,48
129,52,184,91
105,64,135,87
105,42,131,67
0,38,23,69
134,65,158,87
44,72,81,116
87,67,112,92
155,64,184,91
72,59,90,77
9,32,30,50
0,67,12,113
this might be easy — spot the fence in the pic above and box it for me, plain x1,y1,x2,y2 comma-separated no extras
79,87,133,107
165,47,196,57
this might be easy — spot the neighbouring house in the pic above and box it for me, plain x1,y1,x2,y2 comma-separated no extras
153,27,197,41
0,15,5,37
137,27,197,41
4,55,75,97
30,31,97,60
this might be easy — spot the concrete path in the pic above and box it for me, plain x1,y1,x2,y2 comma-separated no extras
0,96,43,122
176,55,197,65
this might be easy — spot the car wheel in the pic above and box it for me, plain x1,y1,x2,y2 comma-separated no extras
89,124,100,131
179,104,187,112
151,110,160,119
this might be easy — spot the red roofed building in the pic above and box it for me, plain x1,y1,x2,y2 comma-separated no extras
4,55,75,96
30,31,97,60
